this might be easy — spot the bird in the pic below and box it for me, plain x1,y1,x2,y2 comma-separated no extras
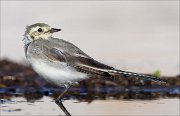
23,23,166,116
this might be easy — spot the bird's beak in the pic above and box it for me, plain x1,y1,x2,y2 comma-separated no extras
49,28,61,33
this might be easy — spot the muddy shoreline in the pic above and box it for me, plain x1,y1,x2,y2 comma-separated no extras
0,59,179,102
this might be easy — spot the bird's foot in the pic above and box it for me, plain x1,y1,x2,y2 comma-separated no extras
55,99,71,116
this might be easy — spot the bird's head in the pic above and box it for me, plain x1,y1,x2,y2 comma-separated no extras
23,23,61,45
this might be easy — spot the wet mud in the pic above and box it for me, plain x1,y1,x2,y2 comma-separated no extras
0,59,179,102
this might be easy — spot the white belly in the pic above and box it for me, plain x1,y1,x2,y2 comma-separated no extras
28,58,88,87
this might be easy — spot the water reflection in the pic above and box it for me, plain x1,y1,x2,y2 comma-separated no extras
1,97,179,115
0,60,180,115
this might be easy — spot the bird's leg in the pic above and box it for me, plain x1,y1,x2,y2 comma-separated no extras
55,86,71,116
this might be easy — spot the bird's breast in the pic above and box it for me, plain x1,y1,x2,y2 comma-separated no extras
27,57,88,87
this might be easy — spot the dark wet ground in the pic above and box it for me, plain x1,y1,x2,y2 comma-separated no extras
0,59,179,103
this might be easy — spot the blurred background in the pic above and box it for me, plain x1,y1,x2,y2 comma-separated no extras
0,1,179,115
1,1,179,76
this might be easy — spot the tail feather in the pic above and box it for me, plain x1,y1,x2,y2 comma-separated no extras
109,69,166,83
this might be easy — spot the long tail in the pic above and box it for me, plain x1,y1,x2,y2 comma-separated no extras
109,69,166,83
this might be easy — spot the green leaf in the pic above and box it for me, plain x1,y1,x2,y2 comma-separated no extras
153,70,161,77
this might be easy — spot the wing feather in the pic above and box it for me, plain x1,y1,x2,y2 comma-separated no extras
42,45,66,62
46,47,114,77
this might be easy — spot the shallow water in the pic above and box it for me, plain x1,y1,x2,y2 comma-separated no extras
0,60,179,115
0,85,179,115
1,97,179,115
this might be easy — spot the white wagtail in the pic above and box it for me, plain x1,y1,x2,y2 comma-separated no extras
23,23,165,116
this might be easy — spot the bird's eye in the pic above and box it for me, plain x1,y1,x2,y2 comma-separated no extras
38,28,43,32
